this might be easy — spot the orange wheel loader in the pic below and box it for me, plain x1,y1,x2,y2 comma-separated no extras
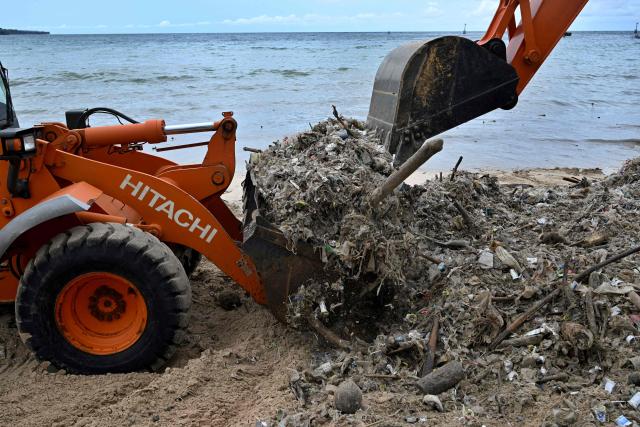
0,62,329,374
0,0,592,374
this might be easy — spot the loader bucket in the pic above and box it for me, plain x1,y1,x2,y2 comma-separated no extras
242,168,334,322
367,36,519,165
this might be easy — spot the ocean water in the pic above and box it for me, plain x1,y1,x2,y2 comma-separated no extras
1,32,639,172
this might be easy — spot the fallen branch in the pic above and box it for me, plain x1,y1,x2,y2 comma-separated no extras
574,244,640,283
450,156,463,181
425,237,470,250
418,253,442,265
536,372,569,384
307,315,351,350
331,105,357,138
450,198,475,229
369,138,444,206
489,288,561,350
364,374,400,380
584,290,598,336
422,317,439,376
498,334,545,348
243,147,262,153
416,361,464,394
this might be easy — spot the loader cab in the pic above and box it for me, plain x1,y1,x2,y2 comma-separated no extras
0,62,18,130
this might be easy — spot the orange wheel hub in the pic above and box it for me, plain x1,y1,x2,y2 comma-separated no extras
55,272,148,355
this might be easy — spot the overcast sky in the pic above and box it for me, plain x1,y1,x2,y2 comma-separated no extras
4,0,639,33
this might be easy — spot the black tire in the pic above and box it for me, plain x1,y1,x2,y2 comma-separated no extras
169,244,203,277
15,223,191,374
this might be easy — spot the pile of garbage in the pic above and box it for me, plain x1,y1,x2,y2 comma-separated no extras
249,118,640,426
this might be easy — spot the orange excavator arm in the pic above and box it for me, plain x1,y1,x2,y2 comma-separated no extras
367,0,590,165
479,0,589,94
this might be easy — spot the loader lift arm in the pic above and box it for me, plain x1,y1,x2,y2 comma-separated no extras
368,0,590,165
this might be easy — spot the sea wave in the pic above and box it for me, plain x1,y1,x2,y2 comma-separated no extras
250,46,289,51
248,68,311,78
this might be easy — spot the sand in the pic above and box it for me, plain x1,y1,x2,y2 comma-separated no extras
0,167,611,426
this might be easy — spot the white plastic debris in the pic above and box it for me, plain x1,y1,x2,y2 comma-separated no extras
604,378,616,394
504,359,513,373
422,394,444,412
507,371,518,382
319,300,328,316
626,335,637,345
611,306,622,317
595,280,635,295
589,365,603,375
495,246,522,273
510,269,520,280
526,257,538,266
525,323,556,337
629,392,640,409
316,362,333,375
478,250,494,269
537,218,548,225
615,415,632,427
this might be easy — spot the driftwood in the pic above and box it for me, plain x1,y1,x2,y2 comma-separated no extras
369,139,444,206
450,156,463,181
489,288,561,350
425,237,470,250
416,361,464,394
536,372,569,384
584,290,598,336
574,244,640,283
331,105,357,138
421,318,439,376
498,334,545,348
243,147,262,153
451,198,475,229
307,315,351,350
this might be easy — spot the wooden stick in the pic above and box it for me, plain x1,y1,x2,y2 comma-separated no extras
331,105,356,138
536,372,569,384
451,199,474,229
307,315,351,350
584,290,598,336
574,244,640,283
450,156,463,181
364,374,400,379
562,176,581,184
422,318,439,376
419,253,442,265
369,139,444,206
498,334,545,348
416,361,464,395
489,288,561,350
242,147,262,153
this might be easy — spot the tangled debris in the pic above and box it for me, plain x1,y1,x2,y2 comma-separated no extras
249,118,640,426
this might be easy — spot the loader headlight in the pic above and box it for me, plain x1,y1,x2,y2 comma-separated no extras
0,127,38,159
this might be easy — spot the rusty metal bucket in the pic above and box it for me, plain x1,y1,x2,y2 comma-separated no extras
242,166,334,322
367,36,519,166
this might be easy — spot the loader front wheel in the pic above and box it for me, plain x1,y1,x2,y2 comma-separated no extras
16,223,191,374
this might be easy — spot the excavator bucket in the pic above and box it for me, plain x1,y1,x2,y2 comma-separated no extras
367,36,519,165
242,167,334,322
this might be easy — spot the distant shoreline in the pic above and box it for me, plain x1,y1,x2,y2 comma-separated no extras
0,28,49,35
8,30,632,36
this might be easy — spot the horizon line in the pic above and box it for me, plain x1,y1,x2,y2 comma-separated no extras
13,29,636,36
